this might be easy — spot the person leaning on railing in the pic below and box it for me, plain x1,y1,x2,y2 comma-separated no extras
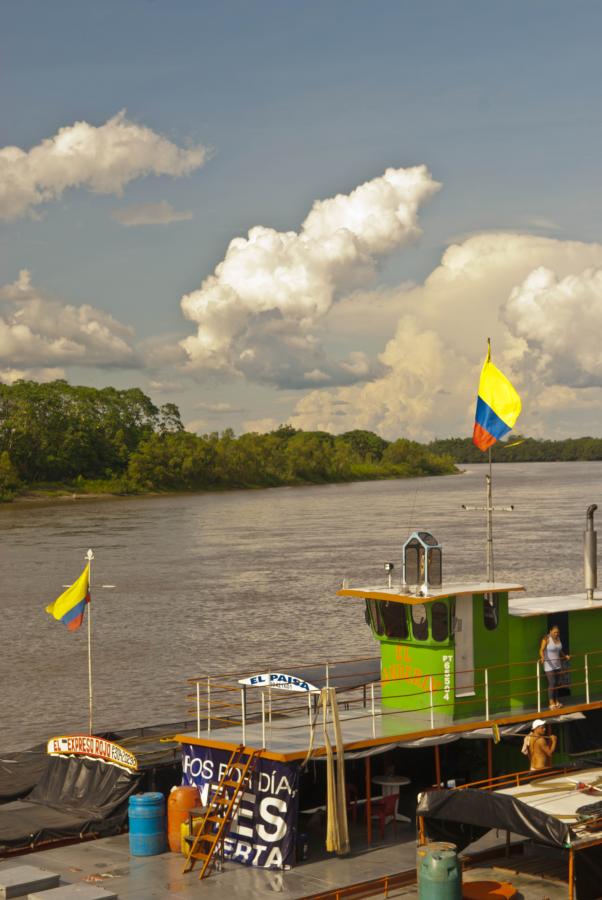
539,624,570,710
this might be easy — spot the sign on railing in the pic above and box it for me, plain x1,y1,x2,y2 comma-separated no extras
238,673,319,693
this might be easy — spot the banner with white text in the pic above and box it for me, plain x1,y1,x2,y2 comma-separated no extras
181,743,300,869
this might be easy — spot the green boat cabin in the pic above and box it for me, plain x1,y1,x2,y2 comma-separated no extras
337,530,602,721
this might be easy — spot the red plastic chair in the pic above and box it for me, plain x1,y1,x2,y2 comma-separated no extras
371,792,398,839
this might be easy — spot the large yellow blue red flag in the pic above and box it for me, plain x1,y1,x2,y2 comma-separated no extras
46,563,90,632
473,344,521,451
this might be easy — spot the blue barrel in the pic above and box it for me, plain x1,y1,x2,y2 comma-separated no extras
128,792,167,856
417,842,461,900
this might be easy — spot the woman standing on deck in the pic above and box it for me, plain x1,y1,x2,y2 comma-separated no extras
539,625,570,710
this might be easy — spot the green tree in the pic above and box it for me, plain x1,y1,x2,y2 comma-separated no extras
0,451,22,499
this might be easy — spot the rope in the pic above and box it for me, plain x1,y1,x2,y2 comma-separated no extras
322,687,350,856
300,688,350,855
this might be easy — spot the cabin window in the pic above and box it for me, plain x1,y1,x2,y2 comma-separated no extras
366,599,383,635
431,601,449,642
404,544,420,586
483,593,499,631
411,603,428,641
380,601,409,639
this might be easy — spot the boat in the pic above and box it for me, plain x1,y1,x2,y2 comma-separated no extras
4,496,602,898
172,502,602,895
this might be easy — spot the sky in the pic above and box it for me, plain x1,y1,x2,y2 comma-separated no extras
3,1,602,440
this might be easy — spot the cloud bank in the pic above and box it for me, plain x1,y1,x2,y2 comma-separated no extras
290,233,602,439
180,166,440,388
503,266,602,388
0,111,207,220
0,270,137,376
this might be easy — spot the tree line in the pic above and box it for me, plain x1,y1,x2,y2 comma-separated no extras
428,436,602,464
0,380,457,500
4,382,602,502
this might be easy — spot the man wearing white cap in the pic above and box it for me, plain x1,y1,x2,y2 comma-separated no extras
524,719,557,770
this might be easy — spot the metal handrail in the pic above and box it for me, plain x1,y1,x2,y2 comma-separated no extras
187,650,602,743
190,666,602,727
453,765,574,792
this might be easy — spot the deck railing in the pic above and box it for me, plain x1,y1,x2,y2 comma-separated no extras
185,649,602,747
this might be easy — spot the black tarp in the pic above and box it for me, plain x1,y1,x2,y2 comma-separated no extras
0,743,49,802
0,755,140,851
416,788,571,851
0,718,198,803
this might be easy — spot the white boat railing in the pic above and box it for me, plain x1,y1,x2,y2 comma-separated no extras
185,649,602,748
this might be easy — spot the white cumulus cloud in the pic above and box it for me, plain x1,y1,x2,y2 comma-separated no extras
503,266,602,388
243,417,281,433
179,165,440,388
0,366,65,385
0,111,207,220
0,270,138,370
289,233,602,439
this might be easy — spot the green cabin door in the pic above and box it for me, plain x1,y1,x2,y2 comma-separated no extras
455,594,475,697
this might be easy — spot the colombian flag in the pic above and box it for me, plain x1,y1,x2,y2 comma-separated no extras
472,344,521,451
46,563,90,631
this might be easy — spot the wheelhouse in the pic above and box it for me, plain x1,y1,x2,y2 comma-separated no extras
338,527,602,723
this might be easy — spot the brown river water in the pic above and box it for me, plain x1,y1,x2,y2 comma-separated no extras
1,461,600,751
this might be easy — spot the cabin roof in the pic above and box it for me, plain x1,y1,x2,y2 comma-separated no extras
337,581,524,605
509,592,602,617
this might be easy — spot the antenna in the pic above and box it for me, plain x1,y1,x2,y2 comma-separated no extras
462,469,513,582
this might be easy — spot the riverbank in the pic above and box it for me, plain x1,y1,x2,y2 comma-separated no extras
0,381,460,501
2,466,461,505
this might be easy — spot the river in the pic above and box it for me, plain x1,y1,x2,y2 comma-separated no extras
1,461,600,750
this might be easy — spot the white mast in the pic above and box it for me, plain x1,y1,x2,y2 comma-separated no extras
86,548,94,734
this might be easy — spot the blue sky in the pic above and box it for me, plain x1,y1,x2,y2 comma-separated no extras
3,1,602,438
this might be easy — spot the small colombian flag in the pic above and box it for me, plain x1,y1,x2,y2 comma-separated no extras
46,563,91,632
472,342,521,452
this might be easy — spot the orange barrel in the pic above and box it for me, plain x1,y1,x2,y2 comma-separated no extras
167,785,200,852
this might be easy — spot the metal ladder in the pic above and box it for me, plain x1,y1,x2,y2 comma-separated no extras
183,745,259,879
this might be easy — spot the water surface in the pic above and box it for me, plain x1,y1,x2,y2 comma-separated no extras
1,462,599,750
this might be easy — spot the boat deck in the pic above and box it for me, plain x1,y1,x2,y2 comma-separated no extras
177,699,596,761
0,826,567,900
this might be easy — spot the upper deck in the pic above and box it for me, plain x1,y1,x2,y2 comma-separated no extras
338,580,602,617
337,581,524,604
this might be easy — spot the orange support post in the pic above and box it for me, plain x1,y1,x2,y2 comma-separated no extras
365,755,372,846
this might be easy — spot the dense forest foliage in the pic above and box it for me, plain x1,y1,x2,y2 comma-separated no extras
0,381,457,500
428,436,602,463
5,380,599,502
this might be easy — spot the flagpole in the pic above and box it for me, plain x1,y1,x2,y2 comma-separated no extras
86,548,94,735
485,337,494,583
487,447,494,582
467,337,519,582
